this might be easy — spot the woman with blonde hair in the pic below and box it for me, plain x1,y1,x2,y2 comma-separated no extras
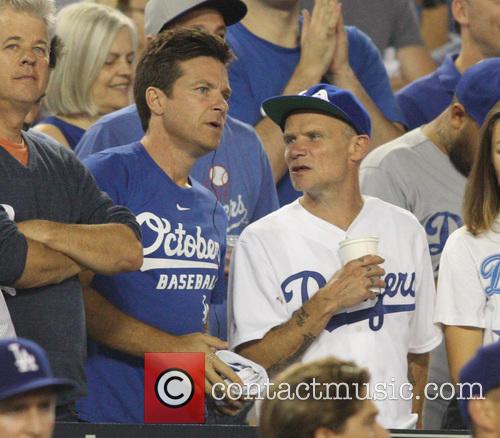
435,102,500,386
34,2,137,149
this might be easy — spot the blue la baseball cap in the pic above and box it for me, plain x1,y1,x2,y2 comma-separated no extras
458,342,500,426
262,83,372,136
0,338,74,401
455,57,500,126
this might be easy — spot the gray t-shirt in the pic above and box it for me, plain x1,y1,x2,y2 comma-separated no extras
301,0,422,53
359,128,466,275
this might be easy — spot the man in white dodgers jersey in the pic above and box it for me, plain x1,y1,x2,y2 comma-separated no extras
76,29,242,423
228,84,442,429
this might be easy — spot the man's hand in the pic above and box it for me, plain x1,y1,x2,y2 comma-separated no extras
172,333,243,405
299,0,342,79
318,255,386,313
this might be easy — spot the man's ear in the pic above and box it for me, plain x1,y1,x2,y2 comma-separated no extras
349,135,370,162
451,0,469,28
449,102,468,131
145,86,166,116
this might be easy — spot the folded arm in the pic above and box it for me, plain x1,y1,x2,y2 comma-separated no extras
18,220,143,275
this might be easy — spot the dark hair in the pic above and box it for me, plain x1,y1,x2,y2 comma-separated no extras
134,28,233,131
260,357,370,438
463,102,500,235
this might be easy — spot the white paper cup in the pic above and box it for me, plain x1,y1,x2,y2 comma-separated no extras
339,237,381,300
338,236,379,265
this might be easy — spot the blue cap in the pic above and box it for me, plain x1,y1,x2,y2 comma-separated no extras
262,84,372,136
458,342,500,425
455,57,500,126
0,338,74,401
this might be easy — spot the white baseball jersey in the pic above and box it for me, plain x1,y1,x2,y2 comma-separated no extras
229,196,442,429
434,220,500,345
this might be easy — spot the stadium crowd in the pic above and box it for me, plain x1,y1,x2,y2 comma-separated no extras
0,0,499,436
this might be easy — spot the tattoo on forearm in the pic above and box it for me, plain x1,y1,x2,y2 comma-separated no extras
294,307,310,327
268,332,316,376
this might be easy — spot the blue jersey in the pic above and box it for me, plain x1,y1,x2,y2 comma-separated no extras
226,23,406,206
396,54,461,130
75,106,279,235
77,142,227,423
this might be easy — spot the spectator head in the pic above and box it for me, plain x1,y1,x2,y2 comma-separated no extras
260,357,388,438
144,0,247,39
44,2,138,118
463,101,500,235
458,342,500,437
451,0,500,58
262,84,371,194
0,0,55,114
134,27,233,133
0,338,73,438
435,57,500,177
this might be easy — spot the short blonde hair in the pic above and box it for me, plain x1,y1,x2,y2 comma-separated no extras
45,2,137,117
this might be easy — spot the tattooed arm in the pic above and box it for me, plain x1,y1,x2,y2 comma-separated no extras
235,255,385,375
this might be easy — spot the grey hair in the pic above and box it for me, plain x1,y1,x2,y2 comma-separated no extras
0,0,55,36
44,2,137,116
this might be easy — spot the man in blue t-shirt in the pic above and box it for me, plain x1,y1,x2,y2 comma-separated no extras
226,0,407,205
76,0,279,341
397,0,500,130
75,0,278,238
76,29,243,423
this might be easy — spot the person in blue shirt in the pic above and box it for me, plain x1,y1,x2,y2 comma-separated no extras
75,0,278,238
76,28,242,423
75,1,279,341
226,0,407,206
397,0,500,130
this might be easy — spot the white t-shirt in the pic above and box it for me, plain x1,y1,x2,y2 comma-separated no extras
229,196,442,428
434,221,500,345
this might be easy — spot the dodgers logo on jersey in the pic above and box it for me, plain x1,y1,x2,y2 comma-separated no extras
425,211,463,267
480,254,500,297
281,271,416,332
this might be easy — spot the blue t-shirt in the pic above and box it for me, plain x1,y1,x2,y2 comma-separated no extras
396,54,461,130
77,142,227,423
75,106,278,235
226,23,406,206
36,116,85,150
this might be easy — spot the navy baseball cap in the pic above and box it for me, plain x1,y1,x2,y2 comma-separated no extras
262,84,372,136
145,0,247,36
458,342,500,425
455,57,500,126
0,338,74,401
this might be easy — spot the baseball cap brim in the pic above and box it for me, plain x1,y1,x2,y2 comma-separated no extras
262,95,360,133
166,0,246,29
0,377,75,402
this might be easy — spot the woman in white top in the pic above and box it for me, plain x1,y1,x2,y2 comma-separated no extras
435,103,500,384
